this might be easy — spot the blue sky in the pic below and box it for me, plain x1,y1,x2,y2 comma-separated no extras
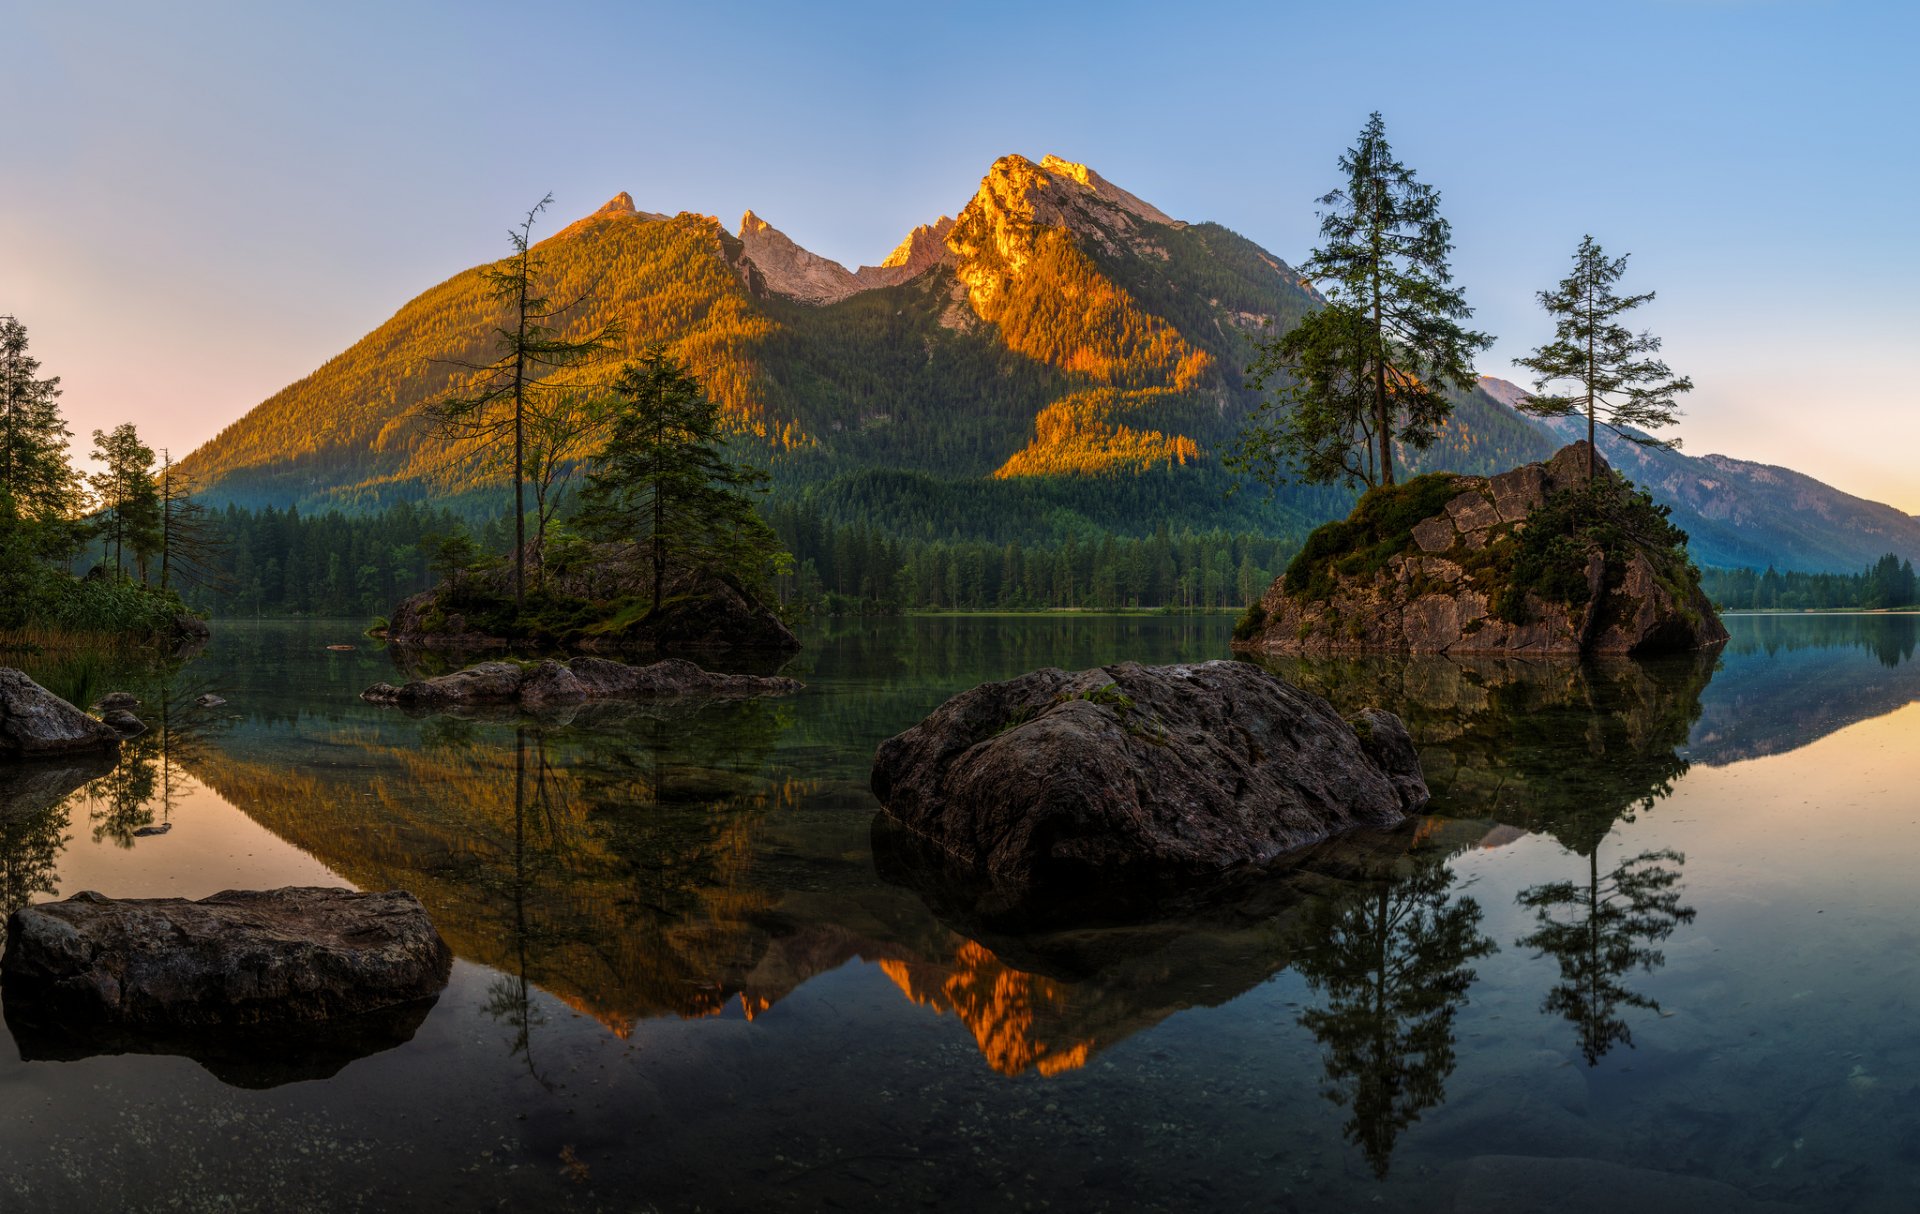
5,0,1916,509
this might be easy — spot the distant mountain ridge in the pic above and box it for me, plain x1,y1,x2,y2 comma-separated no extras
1476,377,1920,572
179,155,1908,572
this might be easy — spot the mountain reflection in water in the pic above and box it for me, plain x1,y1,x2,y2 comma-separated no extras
2,614,1919,1205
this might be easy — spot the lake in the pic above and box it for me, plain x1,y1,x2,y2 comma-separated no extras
1,614,1916,1212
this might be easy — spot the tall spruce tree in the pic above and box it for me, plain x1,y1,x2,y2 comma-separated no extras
576,348,782,616
426,194,621,608
0,315,80,523
1232,113,1490,490
88,424,160,580
1516,236,1693,480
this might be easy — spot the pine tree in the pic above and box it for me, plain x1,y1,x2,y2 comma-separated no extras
88,424,160,580
426,195,621,609
1516,236,1693,480
0,315,80,523
576,348,783,615
1232,114,1490,490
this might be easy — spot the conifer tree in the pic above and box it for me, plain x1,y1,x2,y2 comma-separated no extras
1233,113,1490,490
0,315,80,523
88,424,160,580
427,195,621,608
576,348,782,615
1516,236,1693,480
155,450,229,592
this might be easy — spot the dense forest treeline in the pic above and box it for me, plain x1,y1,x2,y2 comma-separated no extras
1702,555,1918,612
178,499,1287,618
175,492,1920,622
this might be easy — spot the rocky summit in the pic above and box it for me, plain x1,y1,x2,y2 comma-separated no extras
1233,443,1730,658
871,660,1427,888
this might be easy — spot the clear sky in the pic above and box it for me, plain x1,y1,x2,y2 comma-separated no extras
5,0,1916,510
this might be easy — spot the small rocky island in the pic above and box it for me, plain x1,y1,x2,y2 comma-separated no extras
362,655,801,710
872,660,1427,889
384,565,799,655
1233,443,1728,657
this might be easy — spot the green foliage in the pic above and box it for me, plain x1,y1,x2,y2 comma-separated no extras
0,315,81,523
1233,599,1268,642
577,348,785,607
1702,553,1919,611
1282,473,1463,601
89,423,161,581
1495,473,1694,623
1236,113,1492,492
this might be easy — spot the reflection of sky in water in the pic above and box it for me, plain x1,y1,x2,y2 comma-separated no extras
1,615,1916,1211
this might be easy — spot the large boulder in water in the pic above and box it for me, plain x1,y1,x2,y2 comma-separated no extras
0,669,123,758
0,887,452,1027
870,661,1427,886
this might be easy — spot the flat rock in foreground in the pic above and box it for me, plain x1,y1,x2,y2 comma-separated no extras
1,887,452,1027
871,660,1428,886
361,656,801,710
0,668,123,759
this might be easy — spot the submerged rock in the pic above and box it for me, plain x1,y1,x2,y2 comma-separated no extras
362,656,801,711
100,708,146,737
1235,443,1728,657
871,660,1427,887
0,669,123,759
195,693,227,708
0,887,452,1027
95,691,139,711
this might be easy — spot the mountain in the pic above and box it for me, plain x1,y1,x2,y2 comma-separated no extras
179,154,1549,544
181,155,1909,571
1477,377,1920,572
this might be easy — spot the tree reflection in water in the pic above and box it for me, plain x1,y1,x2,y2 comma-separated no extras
1516,847,1695,1066
480,726,574,1090
1293,861,1496,1178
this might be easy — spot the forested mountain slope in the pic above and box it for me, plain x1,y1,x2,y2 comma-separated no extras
179,155,1555,545
181,155,1907,572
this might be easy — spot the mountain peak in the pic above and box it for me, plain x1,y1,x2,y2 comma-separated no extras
596,192,637,216
877,216,957,272
734,211,863,305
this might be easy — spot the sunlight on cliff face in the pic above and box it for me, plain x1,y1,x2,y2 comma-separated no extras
881,940,1095,1077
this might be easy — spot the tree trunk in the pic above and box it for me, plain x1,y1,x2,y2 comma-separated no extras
1586,281,1597,482
510,246,531,613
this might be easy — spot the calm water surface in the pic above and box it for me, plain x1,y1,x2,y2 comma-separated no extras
1,614,1916,1211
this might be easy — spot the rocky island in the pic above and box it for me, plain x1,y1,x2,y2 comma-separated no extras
362,655,801,710
1233,443,1728,657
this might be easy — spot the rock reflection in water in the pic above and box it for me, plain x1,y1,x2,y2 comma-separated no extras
6,997,439,1089
180,698,837,1047
876,813,1495,1122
